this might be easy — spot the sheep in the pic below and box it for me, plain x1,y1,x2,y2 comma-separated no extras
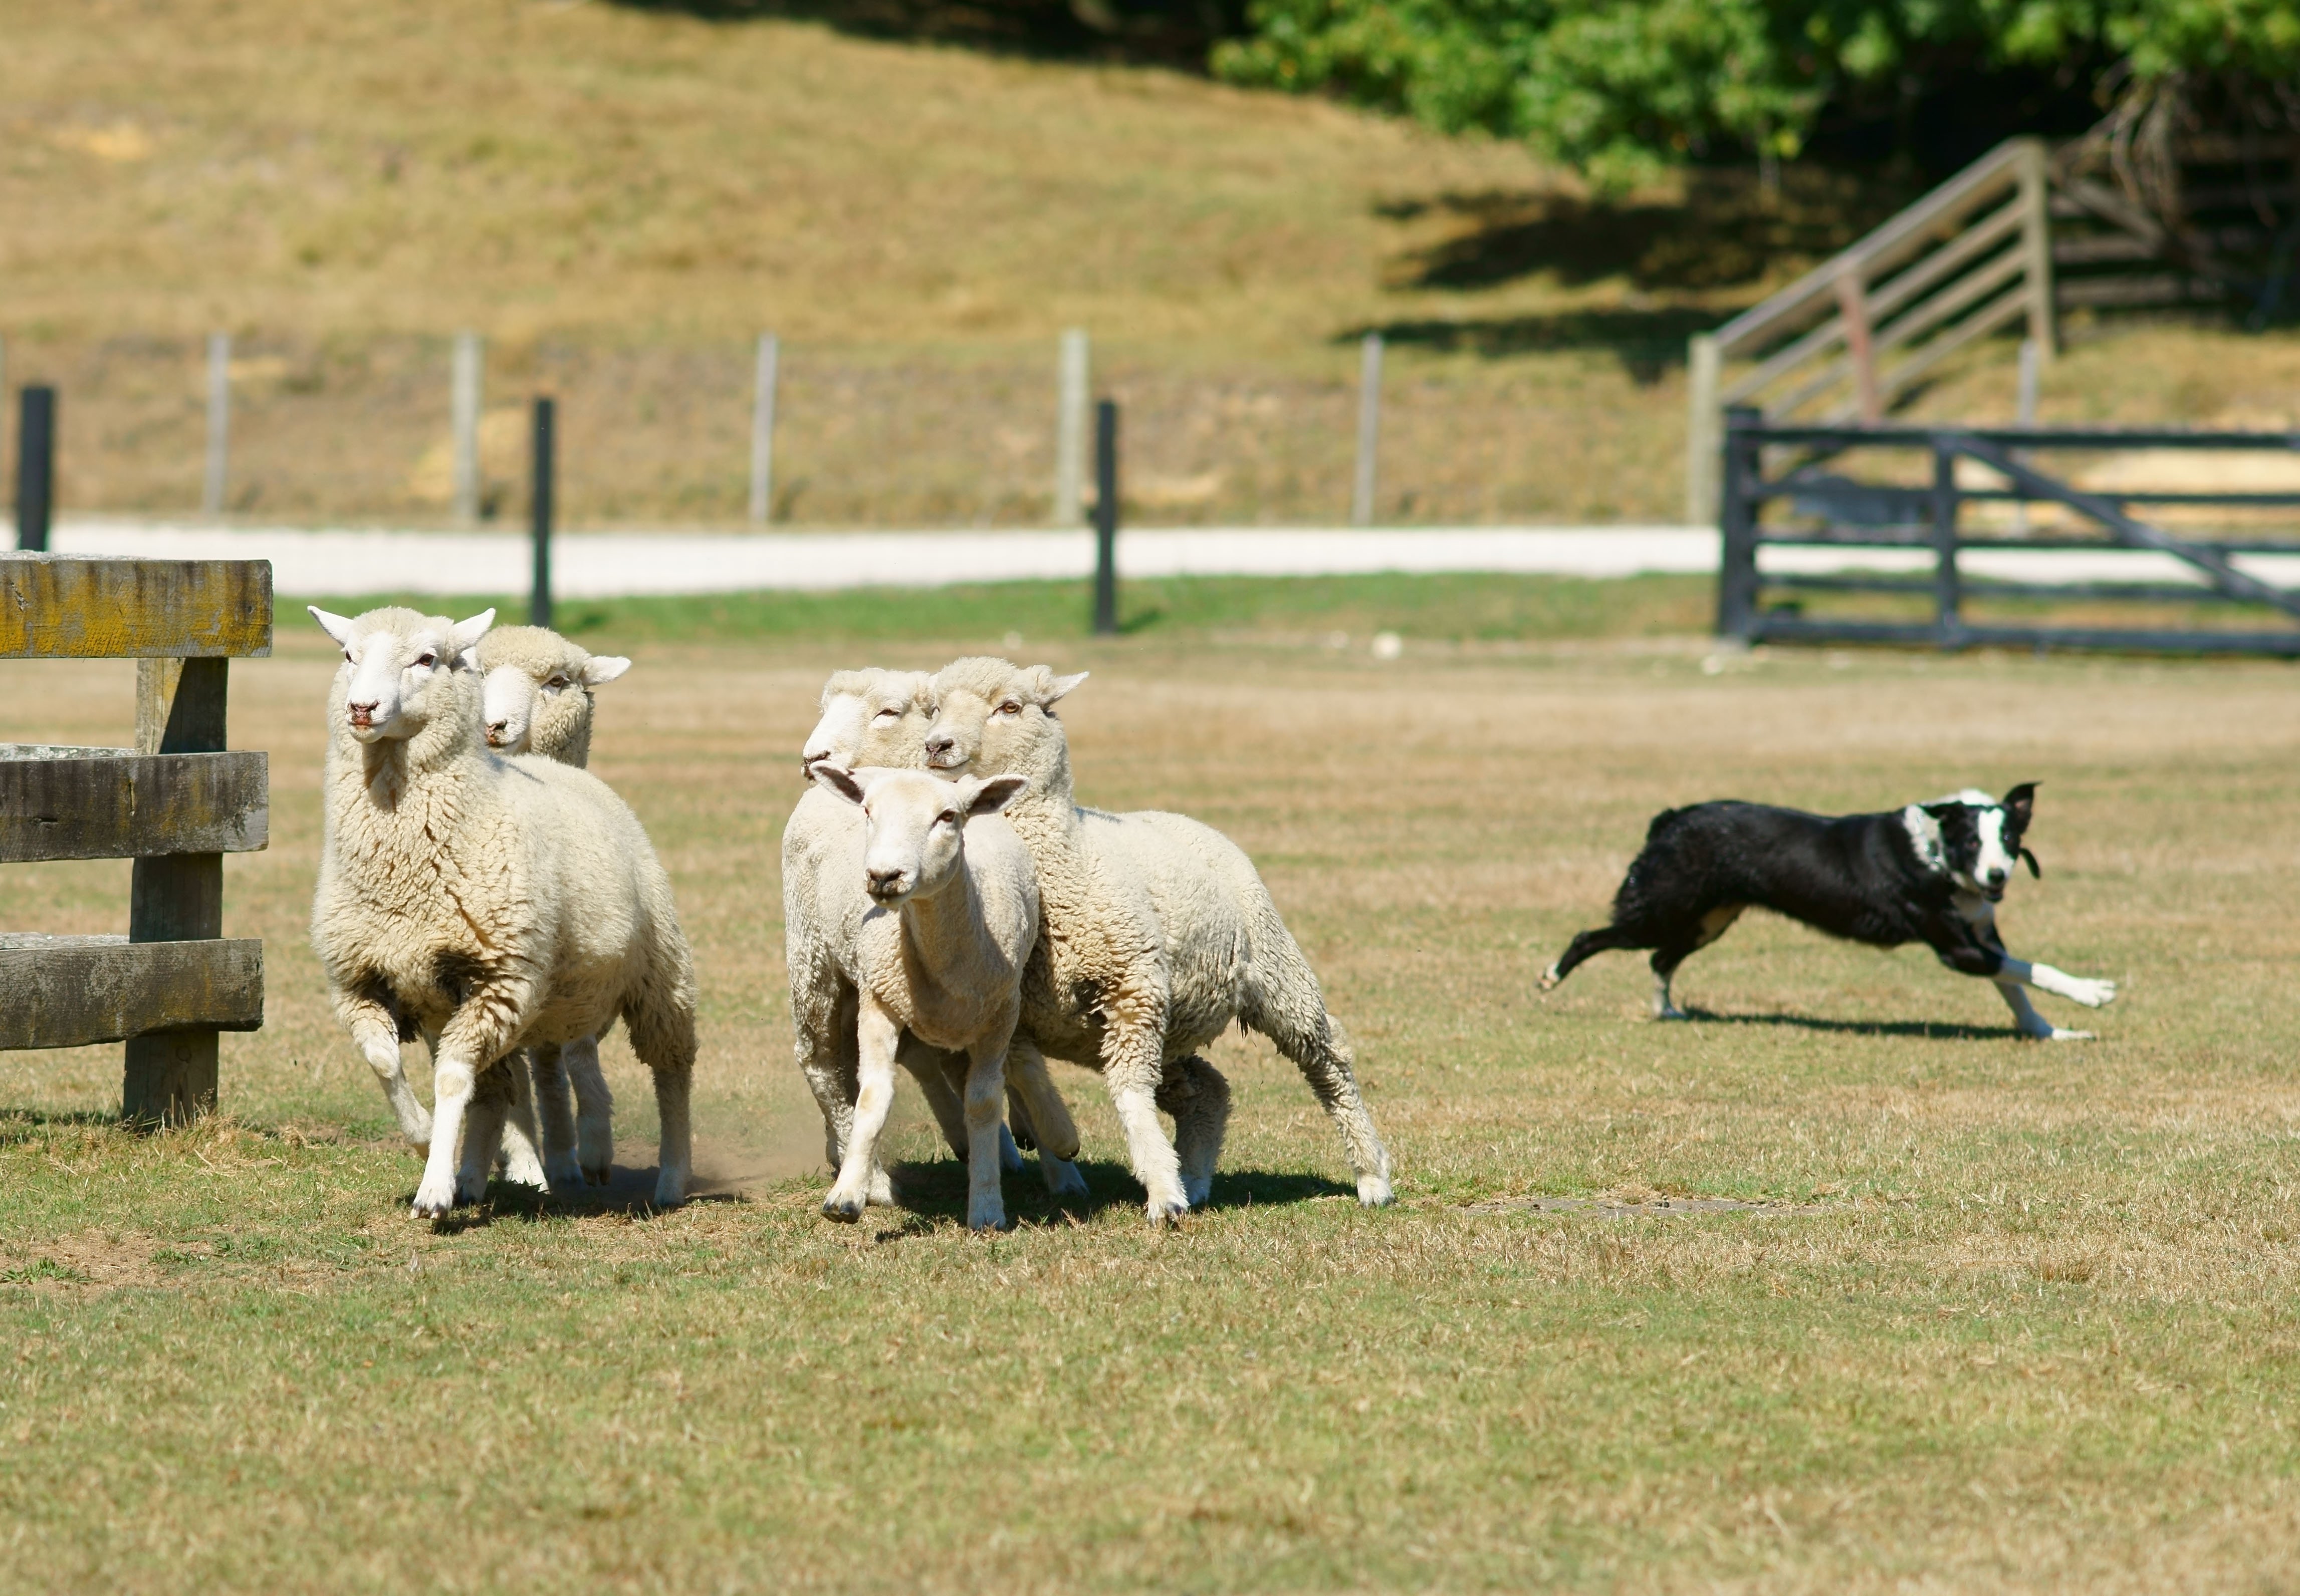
923,657,1393,1224
786,670,1087,1205
473,625,633,1187
808,763,1036,1229
307,604,697,1216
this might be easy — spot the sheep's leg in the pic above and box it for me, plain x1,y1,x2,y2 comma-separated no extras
492,1051,551,1191
650,1059,693,1208
526,1042,587,1187
560,1035,615,1184
1100,997,1189,1226
456,1062,519,1205
963,1029,1014,1232
338,993,431,1150
412,1058,477,1218
1241,945,1394,1206
825,1001,902,1222
1007,1038,1081,1161
906,1037,989,1165
1157,1055,1232,1210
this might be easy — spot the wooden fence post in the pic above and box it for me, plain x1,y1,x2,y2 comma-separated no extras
203,333,231,516
531,397,554,628
2015,137,2058,361
1054,329,1089,527
1715,406,1763,640
1684,333,1721,525
16,387,54,554
1351,332,1383,526
1092,399,1118,637
124,657,229,1125
1834,267,1882,424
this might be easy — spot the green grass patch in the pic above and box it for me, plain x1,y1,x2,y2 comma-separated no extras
291,571,1718,647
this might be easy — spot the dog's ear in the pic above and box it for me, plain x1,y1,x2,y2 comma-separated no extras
2001,780,2036,826
2019,846,2041,878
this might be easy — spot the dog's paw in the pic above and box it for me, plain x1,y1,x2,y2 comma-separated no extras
1653,1004,1689,1022
1537,964,1562,992
2062,977,2117,1009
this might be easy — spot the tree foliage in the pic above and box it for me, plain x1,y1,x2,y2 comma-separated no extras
1212,0,2300,189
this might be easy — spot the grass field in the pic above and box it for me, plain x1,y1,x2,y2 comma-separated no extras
4,584,2299,1590
15,0,2300,529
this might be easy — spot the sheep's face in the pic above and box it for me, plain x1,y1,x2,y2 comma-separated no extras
810,764,1027,907
922,668,1087,776
311,606,493,744
802,672,931,779
482,652,629,752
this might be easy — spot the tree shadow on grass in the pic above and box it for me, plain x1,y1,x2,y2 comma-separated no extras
1344,307,1726,382
1676,1005,2015,1041
609,0,1231,68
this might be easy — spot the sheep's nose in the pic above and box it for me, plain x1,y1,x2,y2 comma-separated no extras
923,734,955,762
866,868,907,899
347,699,378,722
485,720,510,742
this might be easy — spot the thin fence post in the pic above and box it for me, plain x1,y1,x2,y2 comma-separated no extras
203,332,231,516
531,397,554,628
2012,338,2041,535
1092,398,1118,636
1931,434,1962,649
1351,332,1383,526
16,385,55,554
1685,332,1722,526
2015,137,2057,360
749,333,779,527
452,330,483,524
1054,328,1089,527
1834,266,1882,424
1715,405,1762,640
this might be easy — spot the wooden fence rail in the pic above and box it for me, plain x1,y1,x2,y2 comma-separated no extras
0,555,273,1124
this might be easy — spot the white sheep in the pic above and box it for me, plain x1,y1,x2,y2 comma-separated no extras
924,657,1393,1224
474,625,633,1186
786,670,1086,1204
308,605,697,1216
808,763,1035,1229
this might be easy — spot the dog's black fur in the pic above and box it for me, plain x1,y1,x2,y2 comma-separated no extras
1542,783,2040,1011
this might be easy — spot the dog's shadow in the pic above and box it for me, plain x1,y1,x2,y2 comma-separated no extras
882,1156,1356,1231
1675,1005,2013,1041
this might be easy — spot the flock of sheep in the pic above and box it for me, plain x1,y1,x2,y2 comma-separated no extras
306,605,1392,1227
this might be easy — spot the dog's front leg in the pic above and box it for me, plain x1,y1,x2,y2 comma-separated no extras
1992,978,2094,1041
1998,955,2117,1011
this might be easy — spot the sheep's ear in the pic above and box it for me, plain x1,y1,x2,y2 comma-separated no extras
810,763,866,807
309,606,356,647
448,609,496,669
581,655,632,687
1042,670,1089,705
965,774,1029,817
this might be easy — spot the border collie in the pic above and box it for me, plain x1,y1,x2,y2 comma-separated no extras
1538,783,2118,1039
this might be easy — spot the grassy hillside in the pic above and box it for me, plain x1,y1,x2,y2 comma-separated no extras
7,1,2300,529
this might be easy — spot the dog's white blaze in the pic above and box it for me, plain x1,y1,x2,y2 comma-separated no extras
1901,805,1947,873
1971,807,2018,886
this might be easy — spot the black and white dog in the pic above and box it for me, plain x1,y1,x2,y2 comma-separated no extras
1539,783,2118,1039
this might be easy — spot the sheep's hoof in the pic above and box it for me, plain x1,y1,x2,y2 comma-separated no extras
544,1155,585,1189
410,1177,458,1218
581,1162,612,1187
966,1202,1010,1233
1537,965,1562,992
1182,1175,1213,1209
1043,1160,1091,1201
822,1193,867,1224
1144,1196,1190,1228
1356,1173,1395,1207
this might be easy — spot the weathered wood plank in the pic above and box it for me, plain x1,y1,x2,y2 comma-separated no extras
0,747,268,862
0,556,273,658
0,936,263,1050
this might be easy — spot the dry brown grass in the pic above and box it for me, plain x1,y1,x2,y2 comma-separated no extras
3,619,2300,1588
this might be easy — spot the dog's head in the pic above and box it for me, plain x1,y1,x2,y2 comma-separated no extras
1906,783,2039,901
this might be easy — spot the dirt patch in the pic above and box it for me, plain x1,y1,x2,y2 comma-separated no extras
0,1230,208,1292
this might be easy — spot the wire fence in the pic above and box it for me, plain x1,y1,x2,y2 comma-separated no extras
0,331,1694,531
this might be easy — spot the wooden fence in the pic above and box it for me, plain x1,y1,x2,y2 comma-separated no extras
0,555,273,1124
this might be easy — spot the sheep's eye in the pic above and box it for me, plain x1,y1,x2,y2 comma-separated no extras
545,675,571,690
414,653,436,668
938,811,958,826
873,706,900,720
998,701,1022,716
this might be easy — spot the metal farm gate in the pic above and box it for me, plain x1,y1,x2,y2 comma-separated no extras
1717,408,2300,654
